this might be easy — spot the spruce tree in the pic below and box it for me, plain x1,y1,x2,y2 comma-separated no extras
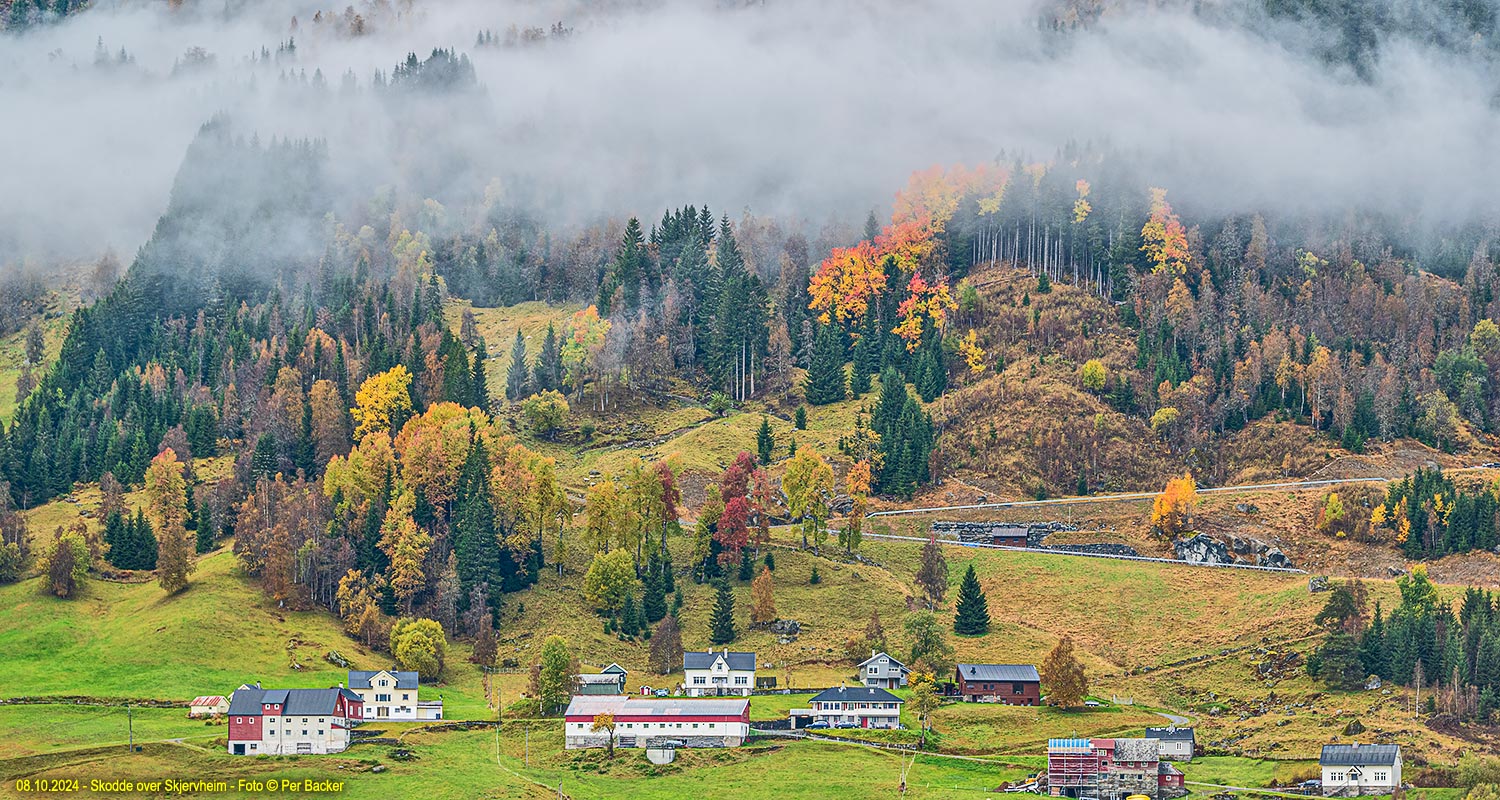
471,337,490,411
533,324,560,392
620,593,642,639
849,327,874,396
195,499,214,553
642,563,667,623
953,564,990,635
803,323,847,405
454,437,503,620
103,510,131,569
738,547,754,581
709,580,737,645
756,417,775,465
794,406,807,429
133,509,157,570
506,330,530,402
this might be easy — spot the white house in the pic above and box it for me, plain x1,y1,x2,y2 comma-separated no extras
563,695,750,749
189,695,228,718
1145,726,1195,761
347,670,442,721
858,652,910,689
1321,743,1401,796
227,687,362,755
800,685,903,729
682,649,756,697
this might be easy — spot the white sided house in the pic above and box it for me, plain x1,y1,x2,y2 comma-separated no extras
563,695,750,749
1321,743,1401,796
1145,726,1195,762
801,685,903,729
347,670,443,721
227,687,363,755
682,649,756,697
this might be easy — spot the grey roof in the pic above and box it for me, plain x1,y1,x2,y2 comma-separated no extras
564,695,748,718
857,652,907,669
227,687,349,716
1113,738,1160,761
1146,727,1196,742
1320,744,1400,767
683,650,756,671
228,688,266,716
347,670,419,690
578,673,626,685
956,663,1040,682
808,686,903,704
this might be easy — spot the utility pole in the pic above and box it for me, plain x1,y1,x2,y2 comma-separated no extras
126,704,134,753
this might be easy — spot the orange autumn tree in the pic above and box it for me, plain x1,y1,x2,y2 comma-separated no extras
1140,187,1190,275
1151,473,1198,538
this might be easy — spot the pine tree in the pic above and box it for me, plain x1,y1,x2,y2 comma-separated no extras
849,325,874,396
953,564,990,635
756,417,775,465
803,324,847,405
794,406,807,430
506,330,530,402
195,499,214,553
709,580,737,644
737,547,754,581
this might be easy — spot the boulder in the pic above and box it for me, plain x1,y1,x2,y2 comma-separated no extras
1175,534,1234,566
1308,576,1331,593
1260,548,1293,568
829,495,854,516
1343,718,1366,736
1364,675,1382,691
1387,566,1409,578
1234,502,1260,514
769,619,802,636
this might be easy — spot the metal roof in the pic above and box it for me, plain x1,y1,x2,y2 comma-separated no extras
347,670,420,689
564,695,748,718
1145,726,1196,742
956,663,1041,682
682,649,756,671
1048,738,1093,750
577,673,626,684
808,686,903,704
857,652,907,669
225,687,352,716
1320,744,1400,766
190,696,226,706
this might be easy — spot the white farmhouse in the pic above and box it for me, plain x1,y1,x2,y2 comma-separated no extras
346,670,443,721
1321,743,1401,796
682,649,756,697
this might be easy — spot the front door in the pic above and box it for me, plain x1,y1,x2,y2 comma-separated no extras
233,744,245,755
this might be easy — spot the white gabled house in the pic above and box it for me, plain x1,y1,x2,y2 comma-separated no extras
798,685,903,729
682,649,756,697
1321,743,1401,796
858,652,910,689
346,670,442,721
189,695,229,718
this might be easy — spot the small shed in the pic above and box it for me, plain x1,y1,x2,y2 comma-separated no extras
189,696,228,718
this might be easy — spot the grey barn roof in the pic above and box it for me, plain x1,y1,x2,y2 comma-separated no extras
1320,744,1400,767
564,695,749,717
956,663,1041,682
808,686,903,704
227,687,353,716
683,650,756,671
1146,727,1196,742
347,670,419,690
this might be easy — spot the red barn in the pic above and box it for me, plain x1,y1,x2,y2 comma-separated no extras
953,663,1041,705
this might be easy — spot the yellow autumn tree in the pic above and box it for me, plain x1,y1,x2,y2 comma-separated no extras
1140,187,1190,275
352,365,414,439
1151,473,1197,538
957,330,987,375
147,448,192,594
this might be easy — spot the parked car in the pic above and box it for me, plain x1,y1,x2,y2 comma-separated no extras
1083,700,1100,707
654,689,670,697
805,720,830,730
834,722,858,729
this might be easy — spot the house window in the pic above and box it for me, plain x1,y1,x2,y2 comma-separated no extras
318,730,324,736
1013,683,1024,694
693,677,706,684
380,680,388,687
734,677,747,685
402,694,409,700
692,724,699,729
1375,772,1387,782
319,719,325,723
250,744,257,751
302,730,308,736
235,718,242,724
